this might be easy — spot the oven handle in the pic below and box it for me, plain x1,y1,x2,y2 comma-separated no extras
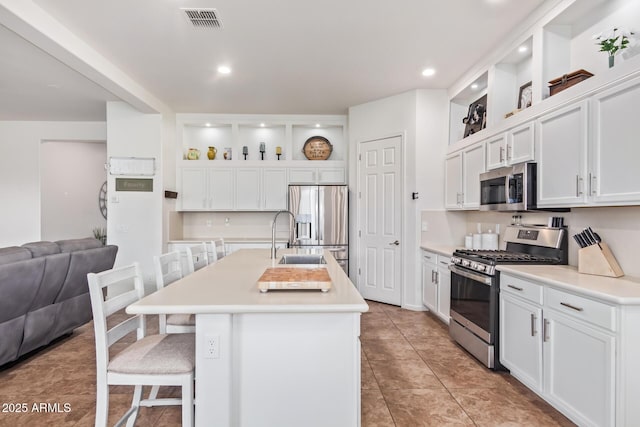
448,264,492,286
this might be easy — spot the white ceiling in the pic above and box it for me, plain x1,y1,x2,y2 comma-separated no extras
0,0,551,120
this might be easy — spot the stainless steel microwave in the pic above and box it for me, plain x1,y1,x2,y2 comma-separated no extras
479,163,536,211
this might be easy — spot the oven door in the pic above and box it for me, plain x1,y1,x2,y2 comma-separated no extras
449,264,496,344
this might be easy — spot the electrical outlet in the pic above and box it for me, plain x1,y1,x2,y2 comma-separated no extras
206,220,212,227
421,222,429,232
204,334,220,359
225,217,230,226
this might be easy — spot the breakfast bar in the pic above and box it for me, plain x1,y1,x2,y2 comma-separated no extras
126,248,368,426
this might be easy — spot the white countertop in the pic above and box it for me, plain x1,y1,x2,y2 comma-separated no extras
127,248,368,315
498,265,640,305
419,243,460,258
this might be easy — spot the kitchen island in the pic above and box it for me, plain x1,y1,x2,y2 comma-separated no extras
127,248,368,427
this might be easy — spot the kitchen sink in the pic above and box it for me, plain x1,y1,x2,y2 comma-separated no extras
278,254,326,265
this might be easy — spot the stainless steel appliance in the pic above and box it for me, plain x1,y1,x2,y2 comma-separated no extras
449,225,568,370
479,162,536,211
288,185,349,273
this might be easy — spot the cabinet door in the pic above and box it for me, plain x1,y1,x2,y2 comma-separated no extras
462,143,485,209
235,168,261,210
543,310,615,427
591,77,640,204
208,168,234,210
537,101,589,207
317,168,345,184
485,133,507,170
289,168,316,184
509,122,535,165
180,168,207,210
499,293,543,393
421,253,437,311
436,259,451,323
263,168,288,210
445,153,462,209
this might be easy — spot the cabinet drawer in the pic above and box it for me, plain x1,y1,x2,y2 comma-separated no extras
421,250,438,264
500,274,543,305
545,287,616,331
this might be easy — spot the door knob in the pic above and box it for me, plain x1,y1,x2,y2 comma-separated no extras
389,240,400,246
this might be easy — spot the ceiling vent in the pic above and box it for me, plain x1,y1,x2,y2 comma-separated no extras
182,8,223,29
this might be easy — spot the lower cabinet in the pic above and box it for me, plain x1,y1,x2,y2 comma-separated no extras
500,273,616,427
421,250,450,323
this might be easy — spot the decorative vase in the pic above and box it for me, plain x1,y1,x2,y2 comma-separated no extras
609,55,615,68
186,148,200,160
207,146,217,160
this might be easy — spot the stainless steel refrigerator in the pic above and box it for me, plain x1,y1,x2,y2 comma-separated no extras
288,185,349,274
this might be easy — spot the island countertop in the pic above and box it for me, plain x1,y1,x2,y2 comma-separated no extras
127,248,368,315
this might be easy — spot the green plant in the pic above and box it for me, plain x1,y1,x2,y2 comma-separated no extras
93,227,107,245
593,27,635,56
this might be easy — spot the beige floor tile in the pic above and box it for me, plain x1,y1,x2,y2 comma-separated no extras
362,338,420,361
369,358,443,390
419,348,510,389
382,389,475,426
361,320,405,340
450,386,575,426
361,359,380,391
361,388,395,427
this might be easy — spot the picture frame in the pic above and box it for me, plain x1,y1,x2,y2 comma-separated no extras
462,94,487,138
518,81,532,109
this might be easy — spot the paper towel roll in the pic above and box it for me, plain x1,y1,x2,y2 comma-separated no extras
482,232,499,250
465,234,473,249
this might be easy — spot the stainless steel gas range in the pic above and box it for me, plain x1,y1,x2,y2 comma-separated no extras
448,225,568,370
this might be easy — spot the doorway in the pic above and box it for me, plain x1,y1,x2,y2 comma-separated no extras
40,140,107,241
357,135,403,305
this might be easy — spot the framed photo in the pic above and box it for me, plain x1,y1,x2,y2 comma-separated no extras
462,94,487,138
518,81,532,109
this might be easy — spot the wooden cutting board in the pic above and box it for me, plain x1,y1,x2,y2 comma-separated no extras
257,267,332,292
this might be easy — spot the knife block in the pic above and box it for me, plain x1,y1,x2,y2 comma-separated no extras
578,243,624,278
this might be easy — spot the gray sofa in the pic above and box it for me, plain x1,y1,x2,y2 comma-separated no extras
0,238,118,366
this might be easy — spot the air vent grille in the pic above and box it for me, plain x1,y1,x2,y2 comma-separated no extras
182,8,223,29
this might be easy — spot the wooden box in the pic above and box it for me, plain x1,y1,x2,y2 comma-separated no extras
548,69,594,96
578,243,624,278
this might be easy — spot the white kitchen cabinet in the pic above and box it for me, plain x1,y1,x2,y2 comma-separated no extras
288,167,345,184
486,123,535,171
208,168,235,210
500,292,543,393
590,76,640,205
262,168,288,210
543,308,615,427
500,273,616,427
235,168,261,210
421,250,438,313
536,101,589,208
180,167,288,211
421,250,450,323
445,142,485,210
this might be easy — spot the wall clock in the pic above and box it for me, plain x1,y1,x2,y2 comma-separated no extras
302,136,333,160
98,181,107,219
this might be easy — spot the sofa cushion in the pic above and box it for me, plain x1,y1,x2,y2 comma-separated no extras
0,247,32,266
55,238,103,253
0,258,45,322
22,241,61,258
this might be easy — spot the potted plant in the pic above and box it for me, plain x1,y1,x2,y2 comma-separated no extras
93,227,107,245
593,27,636,68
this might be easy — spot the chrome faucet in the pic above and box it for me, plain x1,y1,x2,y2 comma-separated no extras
271,210,295,259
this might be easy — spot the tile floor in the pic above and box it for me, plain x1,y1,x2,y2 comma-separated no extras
0,301,575,426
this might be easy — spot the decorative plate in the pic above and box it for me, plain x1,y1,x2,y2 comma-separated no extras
302,136,333,160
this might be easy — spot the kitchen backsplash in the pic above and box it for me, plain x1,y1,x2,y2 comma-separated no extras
422,206,640,278
174,212,291,240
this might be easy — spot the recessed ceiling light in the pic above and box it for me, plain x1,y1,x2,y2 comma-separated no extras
217,65,231,74
315,124,321,128
260,123,265,127
205,123,211,127
518,46,528,53
421,68,436,77
471,83,479,90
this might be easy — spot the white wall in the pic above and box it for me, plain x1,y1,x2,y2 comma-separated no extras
0,121,106,246
349,89,449,310
40,140,107,241
106,102,163,286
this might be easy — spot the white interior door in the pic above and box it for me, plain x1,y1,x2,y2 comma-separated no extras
358,136,402,305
